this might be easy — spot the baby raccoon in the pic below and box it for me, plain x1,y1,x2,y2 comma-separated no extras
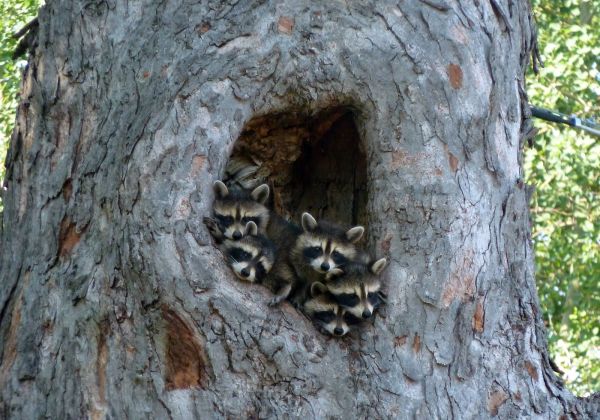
203,180,270,242
222,155,266,190
267,212,365,306
292,212,364,277
221,221,275,283
304,282,362,337
325,258,388,319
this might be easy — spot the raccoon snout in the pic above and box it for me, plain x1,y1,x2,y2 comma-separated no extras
240,268,250,277
362,309,372,319
232,231,243,240
333,327,344,336
320,262,330,271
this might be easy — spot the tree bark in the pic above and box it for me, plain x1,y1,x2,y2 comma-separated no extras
0,1,597,418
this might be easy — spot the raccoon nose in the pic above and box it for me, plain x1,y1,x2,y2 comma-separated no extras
240,268,250,277
320,262,330,271
362,310,372,319
333,327,344,336
232,231,242,240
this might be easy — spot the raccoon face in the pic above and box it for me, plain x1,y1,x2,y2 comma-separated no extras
304,282,361,337
222,222,275,283
325,258,387,319
212,180,270,240
296,212,364,274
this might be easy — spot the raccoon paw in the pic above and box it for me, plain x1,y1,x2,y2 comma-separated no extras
268,295,286,307
268,284,292,307
203,217,223,241
290,300,304,311
377,290,388,304
314,323,332,337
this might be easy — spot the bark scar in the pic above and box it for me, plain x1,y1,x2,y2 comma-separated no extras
162,307,211,390
96,319,109,409
0,282,25,388
447,63,463,89
58,216,87,258
278,16,294,34
62,178,73,201
488,388,508,416
473,297,484,333
412,333,421,353
441,250,476,307
524,360,538,381
448,151,459,172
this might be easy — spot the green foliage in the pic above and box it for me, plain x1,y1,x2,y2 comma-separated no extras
527,0,599,396
0,0,40,209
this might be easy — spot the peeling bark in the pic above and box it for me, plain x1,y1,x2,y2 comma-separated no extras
1,1,598,419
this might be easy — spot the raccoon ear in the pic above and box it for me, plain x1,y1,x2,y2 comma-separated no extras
310,281,328,297
345,226,364,243
301,212,318,232
325,268,344,281
213,180,229,198
370,258,387,275
250,184,270,204
244,221,258,236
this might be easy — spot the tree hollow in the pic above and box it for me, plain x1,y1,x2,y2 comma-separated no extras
230,108,368,229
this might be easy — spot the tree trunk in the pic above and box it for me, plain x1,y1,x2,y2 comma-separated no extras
0,1,597,418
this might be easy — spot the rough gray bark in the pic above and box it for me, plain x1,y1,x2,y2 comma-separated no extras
0,1,597,419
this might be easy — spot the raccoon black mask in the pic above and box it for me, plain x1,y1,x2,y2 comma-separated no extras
292,212,364,275
304,282,361,337
221,221,275,283
325,258,387,319
209,180,270,241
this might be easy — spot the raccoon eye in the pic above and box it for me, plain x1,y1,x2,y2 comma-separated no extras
335,293,360,307
229,248,252,261
368,292,383,306
304,246,323,259
313,311,335,323
216,214,234,226
344,312,362,326
241,216,260,225
330,250,347,264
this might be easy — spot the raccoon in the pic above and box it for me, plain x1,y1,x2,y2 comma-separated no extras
222,155,270,191
304,282,362,337
203,180,270,242
220,221,275,283
324,258,388,319
292,212,364,275
266,212,365,306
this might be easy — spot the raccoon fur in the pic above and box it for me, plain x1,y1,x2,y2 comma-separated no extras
266,212,365,307
304,282,362,337
292,212,365,277
221,221,275,283
324,258,387,319
260,213,303,306
203,180,270,242
223,155,270,191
